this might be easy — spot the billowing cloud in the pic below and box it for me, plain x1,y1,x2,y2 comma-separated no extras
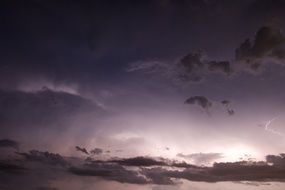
184,96,212,113
266,154,285,166
235,26,285,70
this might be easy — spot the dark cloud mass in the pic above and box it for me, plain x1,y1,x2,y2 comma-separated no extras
75,146,89,155
0,139,19,150
17,150,69,167
2,146,285,187
235,26,285,69
184,96,212,112
108,156,168,167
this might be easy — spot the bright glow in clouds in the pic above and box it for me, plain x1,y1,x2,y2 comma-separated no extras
222,144,260,162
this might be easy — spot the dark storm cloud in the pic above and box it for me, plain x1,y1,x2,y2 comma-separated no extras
0,161,27,174
266,153,285,166
180,51,204,73
88,156,203,169
177,153,223,165
69,163,148,184
179,51,233,77
0,139,19,150
235,26,285,70
18,150,69,167
184,96,212,111
142,159,285,184
110,156,168,167
75,146,89,155
142,167,177,185
4,148,285,186
185,96,235,116
128,51,234,83
128,25,285,87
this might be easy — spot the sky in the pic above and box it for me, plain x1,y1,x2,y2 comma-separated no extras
1,0,285,189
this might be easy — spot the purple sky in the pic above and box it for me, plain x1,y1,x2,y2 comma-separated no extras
1,0,285,189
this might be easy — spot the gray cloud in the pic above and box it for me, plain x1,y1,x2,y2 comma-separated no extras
142,159,285,184
184,96,212,113
107,156,168,167
69,162,148,184
0,161,27,174
235,26,285,70
0,139,19,150
75,146,89,155
266,153,285,166
128,25,285,87
17,150,69,167
3,147,285,186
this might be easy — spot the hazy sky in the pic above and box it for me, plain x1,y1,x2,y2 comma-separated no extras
1,0,285,189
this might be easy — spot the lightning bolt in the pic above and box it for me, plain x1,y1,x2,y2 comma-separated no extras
264,117,285,137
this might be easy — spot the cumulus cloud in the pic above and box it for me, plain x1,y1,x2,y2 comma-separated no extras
184,97,236,116
177,153,223,165
235,26,285,70
184,96,212,113
0,139,19,150
128,26,285,86
266,153,285,166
